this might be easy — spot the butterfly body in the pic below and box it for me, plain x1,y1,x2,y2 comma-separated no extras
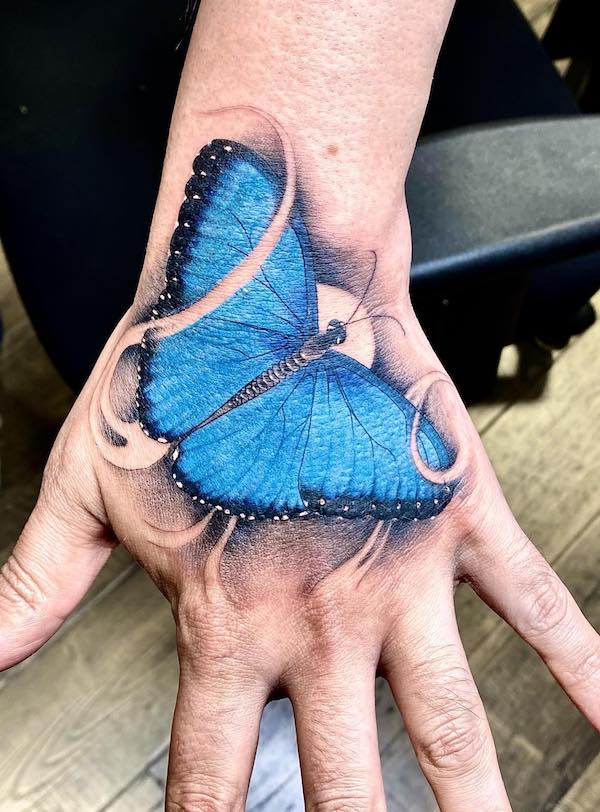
188,319,348,432
137,139,458,523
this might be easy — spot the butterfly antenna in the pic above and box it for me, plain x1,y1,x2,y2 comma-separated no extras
347,313,406,336
346,251,378,324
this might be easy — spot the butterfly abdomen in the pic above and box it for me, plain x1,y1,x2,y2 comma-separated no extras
196,332,338,430
196,352,307,428
233,354,306,403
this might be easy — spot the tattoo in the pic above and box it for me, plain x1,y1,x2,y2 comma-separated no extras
91,109,463,572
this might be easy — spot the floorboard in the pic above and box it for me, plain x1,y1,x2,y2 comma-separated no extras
0,570,177,812
102,775,164,812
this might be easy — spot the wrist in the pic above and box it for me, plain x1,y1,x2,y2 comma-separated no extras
138,107,413,319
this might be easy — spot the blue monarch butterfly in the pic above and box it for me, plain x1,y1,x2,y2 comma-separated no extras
136,139,457,522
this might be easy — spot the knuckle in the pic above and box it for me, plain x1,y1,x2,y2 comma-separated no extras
173,593,256,678
174,589,229,655
563,644,600,691
0,553,47,617
174,593,206,651
418,712,485,777
521,567,569,637
301,588,351,658
40,440,80,507
166,782,244,812
39,426,105,524
411,650,488,777
306,776,377,812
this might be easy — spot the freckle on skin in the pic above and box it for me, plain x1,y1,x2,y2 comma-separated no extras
327,144,339,156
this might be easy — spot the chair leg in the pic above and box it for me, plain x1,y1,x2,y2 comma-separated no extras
534,301,597,350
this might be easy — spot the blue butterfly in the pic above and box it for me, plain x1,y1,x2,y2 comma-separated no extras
137,140,456,522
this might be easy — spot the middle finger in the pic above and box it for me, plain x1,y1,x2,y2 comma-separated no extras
382,577,511,812
288,654,386,811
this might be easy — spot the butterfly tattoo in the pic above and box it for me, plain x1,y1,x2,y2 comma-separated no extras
119,135,460,523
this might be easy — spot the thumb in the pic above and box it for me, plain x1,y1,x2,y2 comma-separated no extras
0,473,114,671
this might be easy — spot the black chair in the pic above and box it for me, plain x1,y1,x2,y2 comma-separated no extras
408,0,600,401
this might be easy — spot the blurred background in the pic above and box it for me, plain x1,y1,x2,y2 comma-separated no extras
1,0,599,810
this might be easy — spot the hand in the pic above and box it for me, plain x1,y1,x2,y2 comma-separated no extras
2,118,599,812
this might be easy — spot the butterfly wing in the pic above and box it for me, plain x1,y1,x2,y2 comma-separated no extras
171,369,316,515
138,140,318,442
298,354,455,519
170,352,455,520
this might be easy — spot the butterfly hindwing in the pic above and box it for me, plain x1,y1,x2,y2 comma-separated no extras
171,369,316,516
299,354,454,519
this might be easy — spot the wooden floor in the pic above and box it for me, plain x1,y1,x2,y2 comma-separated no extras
2,2,599,810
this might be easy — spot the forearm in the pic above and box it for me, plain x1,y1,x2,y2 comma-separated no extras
142,0,455,296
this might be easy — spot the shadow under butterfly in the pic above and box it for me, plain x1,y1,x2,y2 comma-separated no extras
132,138,460,523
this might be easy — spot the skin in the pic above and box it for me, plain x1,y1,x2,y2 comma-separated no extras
2,2,600,810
